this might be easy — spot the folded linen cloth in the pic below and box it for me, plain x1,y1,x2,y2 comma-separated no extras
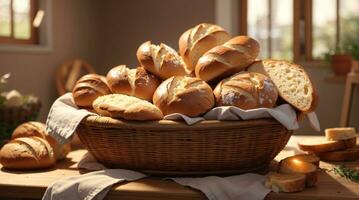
46,93,318,144
43,153,270,200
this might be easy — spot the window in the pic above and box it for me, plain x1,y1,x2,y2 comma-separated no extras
0,0,38,45
238,0,359,62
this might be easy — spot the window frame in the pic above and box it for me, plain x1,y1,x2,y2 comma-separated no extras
0,0,38,45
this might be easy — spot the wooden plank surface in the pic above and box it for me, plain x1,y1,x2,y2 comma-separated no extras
0,136,358,200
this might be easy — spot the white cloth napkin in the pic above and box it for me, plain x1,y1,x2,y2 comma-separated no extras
43,153,270,200
46,93,318,144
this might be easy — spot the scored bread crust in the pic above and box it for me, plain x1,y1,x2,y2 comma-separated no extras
153,76,215,117
265,172,306,193
325,127,357,141
316,146,359,161
178,23,231,72
248,59,318,113
213,72,278,109
298,137,357,153
137,41,189,79
279,156,318,187
195,36,260,83
0,136,55,170
106,65,160,101
93,94,163,120
72,74,112,108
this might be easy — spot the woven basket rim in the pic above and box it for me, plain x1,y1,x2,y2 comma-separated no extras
82,115,284,130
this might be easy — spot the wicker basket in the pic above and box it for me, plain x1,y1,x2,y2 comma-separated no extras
77,115,292,175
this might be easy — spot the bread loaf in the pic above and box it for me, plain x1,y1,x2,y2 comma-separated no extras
283,154,320,167
248,60,318,113
153,76,214,117
106,65,160,101
265,172,306,193
11,121,71,161
298,137,357,153
279,156,318,187
72,74,112,108
179,23,231,72
93,94,163,120
325,127,357,141
213,72,278,109
316,146,359,162
137,41,189,79
195,36,260,83
0,137,55,170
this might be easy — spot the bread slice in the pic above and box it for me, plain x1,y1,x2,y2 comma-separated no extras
248,60,318,113
279,156,318,187
325,127,357,141
298,137,357,153
283,154,320,167
316,146,359,162
265,172,306,193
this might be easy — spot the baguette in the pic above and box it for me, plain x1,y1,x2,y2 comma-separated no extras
153,76,214,117
325,127,357,141
106,65,160,101
0,137,55,170
316,146,359,162
248,60,318,113
265,172,306,193
137,41,189,79
195,36,260,83
179,23,231,72
93,94,163,121
213,72,278,109
298,137,357,153
279,156,318,187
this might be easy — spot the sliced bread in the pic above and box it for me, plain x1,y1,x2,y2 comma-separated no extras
325,127,357,141
316,146,359,162
248,59,318,113
265,172,306,193
298,137,357,153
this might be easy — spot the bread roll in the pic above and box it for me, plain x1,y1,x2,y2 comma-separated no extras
284,154,320,167
0,137,55,170
279,156,318,187
106,65,160,101
72,74,112,108
179,23,231,72
93,94,163,120
316,146,359,162
213,72,278,109
195,36,260,83
248,60,318,113
325,127,357,141
265,172,306,193
137,41,189,79
153,76,214,117
298,137,357,153
11,121,71,161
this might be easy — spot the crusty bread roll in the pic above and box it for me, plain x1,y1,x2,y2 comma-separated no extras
298,137,357,153
325,127,357,141
153,76,214,117
93,94,163,120
316,146,359,162
213,72,278,109
0,137,55,170
11,121,71,161
137,41,189,79
72,74,112,108
265,172,306,193
284,154,320,167
279,156,318,187
178,23,231,72
195,36,260,83
248,60,318,113
106,65,160,101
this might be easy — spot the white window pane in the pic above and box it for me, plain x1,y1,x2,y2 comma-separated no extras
312,0,336,59
13,0,31,39
271,0,293,60
0,0,11,37
248,0,269,59
340,0,359,46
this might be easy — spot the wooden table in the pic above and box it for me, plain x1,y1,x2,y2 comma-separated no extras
0,136,358,200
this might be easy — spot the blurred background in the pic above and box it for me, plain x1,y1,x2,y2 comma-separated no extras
0,0,358,134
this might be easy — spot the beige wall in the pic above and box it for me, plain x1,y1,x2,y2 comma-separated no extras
0,0,358,133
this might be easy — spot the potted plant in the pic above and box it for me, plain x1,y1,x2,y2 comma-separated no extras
324,46,352,76
347,43,359,73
